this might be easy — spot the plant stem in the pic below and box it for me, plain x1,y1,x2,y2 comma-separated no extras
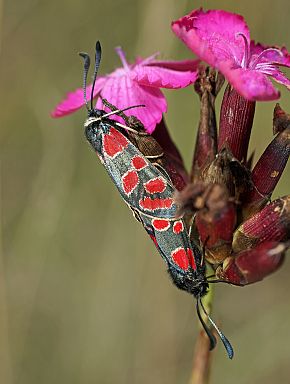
188,279,215,384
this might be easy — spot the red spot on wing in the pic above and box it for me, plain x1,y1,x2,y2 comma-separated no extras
171,247,197,271
139,197,173,211
122,170,139,195
152,218,170,231
144,177,166,194
103,127,129,158
187,248,197,270
110,128,129,146
173,220,184,234
131,156,147,170
171,248,189,270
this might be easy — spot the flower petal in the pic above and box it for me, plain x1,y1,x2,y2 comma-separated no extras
270,69,290,89
149,59,200,71
97,74,167,133
220,63,280,101
250,41,290,67
131,61,198,89
51,77,107,117
172,8,250,68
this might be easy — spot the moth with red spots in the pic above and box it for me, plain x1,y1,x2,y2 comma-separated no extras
79,41,233,359
85,117,209,298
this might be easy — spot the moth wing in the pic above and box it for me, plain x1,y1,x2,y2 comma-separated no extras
100,125,179,219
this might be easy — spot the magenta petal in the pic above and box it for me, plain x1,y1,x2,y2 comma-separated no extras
148,59,200,71
250,41,290,67
270,69,290,89
131,64,198,89
172,9,250,68
222,65,280,101
97,74,167,133
51,77,107,118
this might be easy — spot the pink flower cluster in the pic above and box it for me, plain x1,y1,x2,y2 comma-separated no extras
53,8,290,133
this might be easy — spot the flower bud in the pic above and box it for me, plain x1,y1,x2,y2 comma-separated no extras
191,68,224,181
195,184,236,263
242,104,290,218
218,84,256,162
233,196,290,253
217,242,286,285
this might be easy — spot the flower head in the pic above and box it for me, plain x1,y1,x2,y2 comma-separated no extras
52,47,199,133
172,8,290,101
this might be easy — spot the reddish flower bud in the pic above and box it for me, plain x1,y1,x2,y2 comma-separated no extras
216,242,286,285
191,68,224,182
233,196,290,253
218,84,256,162
242,104,290,218
195,184,236,263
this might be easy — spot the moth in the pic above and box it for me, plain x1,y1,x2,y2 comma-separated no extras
79,41,233,358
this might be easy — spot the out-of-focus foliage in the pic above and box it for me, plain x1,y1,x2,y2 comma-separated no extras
0,1,289,383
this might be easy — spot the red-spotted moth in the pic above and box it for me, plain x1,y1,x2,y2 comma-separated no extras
79,41,233,359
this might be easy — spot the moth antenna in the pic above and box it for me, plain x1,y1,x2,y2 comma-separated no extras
79,52,91,112
199,298,234,359
101,104,146,119
101,97,128,123
196,298,217,351
90,40,102,111
114,122,147,135
101,97,146,125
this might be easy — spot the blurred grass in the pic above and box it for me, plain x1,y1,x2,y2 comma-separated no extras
0,0,290,383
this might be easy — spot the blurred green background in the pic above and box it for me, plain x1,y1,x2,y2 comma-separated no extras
1,0,290,383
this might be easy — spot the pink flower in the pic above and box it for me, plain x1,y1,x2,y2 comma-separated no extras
52,48,199,133
172,8,290,101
